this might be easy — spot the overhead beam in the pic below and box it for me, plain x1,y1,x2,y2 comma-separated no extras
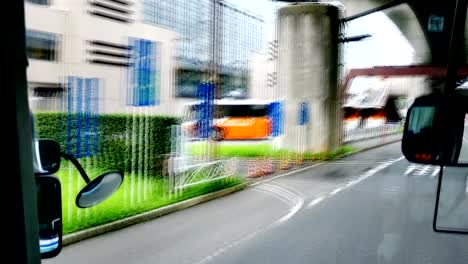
341,0,407,22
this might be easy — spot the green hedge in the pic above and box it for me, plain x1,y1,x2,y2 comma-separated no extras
34,112,179,176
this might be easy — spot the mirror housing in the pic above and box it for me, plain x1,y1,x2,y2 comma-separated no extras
402,94,443,165
402,93,466,166
36,175,62,259
35,139,61,175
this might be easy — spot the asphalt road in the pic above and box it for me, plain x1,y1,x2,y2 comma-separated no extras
46,142,468,264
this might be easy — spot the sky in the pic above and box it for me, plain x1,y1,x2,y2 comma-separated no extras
229,0,414,68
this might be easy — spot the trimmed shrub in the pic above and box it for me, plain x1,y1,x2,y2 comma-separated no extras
34,112,179,176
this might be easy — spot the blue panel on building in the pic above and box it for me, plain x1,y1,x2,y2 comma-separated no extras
66,76,100,158
128,38,160,106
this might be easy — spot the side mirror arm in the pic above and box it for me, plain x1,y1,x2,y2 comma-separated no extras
59,152,91,184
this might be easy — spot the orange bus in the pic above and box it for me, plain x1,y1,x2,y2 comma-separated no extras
182,99,273,140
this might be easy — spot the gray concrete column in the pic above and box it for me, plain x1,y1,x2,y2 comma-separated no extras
277,3,341,153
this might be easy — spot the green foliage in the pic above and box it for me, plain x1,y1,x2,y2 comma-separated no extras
188,142,355,160
189,142,274,157
303,145,355,161
58,166,245,234
34,112,179,176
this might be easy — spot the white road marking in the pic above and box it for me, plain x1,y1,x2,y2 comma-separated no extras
431,167,440,178
308,197,325,207
250,162,325,187
256,183,304,224
325,161,388,165
404,164,439,178
415,165,431,176
307,156,405,208
345,179,360,187
404,164,418,175
196,183,304,264
197,155,406,264
330,187,343,195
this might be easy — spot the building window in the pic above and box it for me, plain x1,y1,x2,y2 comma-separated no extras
26,0,50,6
26,30,58,61
143,0,263,98
33,86,63,97
28,83,64,112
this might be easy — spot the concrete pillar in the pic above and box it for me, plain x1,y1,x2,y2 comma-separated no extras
277,3,341,153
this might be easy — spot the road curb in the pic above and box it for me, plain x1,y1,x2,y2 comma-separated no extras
346,138,402,157
62,137,401,246
344,131,402,144
63,182,248,246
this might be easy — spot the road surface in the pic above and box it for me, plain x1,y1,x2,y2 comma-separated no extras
46,142,468,264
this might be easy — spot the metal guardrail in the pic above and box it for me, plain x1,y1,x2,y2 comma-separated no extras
167,157,239,192
343,123,403,143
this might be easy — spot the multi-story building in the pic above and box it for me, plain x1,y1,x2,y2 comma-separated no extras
25,0,264,116
24,0,175,115
142,0,264,99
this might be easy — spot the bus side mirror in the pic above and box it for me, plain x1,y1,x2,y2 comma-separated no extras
34,138,125,258
36,175,62,259
402,94,466,166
